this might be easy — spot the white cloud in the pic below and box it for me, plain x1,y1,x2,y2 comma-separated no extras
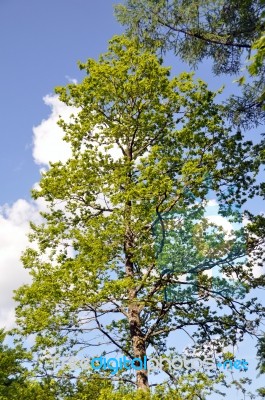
32,94,74,166
206,214,233,234
207,199,218,207
33,95,124,167
0,199,45,329
0,94,115,329
65,76,78,84
0,94,75,329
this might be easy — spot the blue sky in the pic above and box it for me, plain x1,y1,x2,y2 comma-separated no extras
0,0,261,204
0,1,264,397
0,0,123,204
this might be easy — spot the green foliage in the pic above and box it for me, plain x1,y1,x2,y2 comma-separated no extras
13,35,264,395
0,329,28,399
64,372,221,400
115,0,263,74
0,329,59,399
256,334,265,397
257,387,265,398
248,34,265,106
115,0,265,127
249,35,265,77
257,335,265,375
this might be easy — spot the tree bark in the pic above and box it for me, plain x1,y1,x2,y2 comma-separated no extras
125,197,149,390
128,300,149,390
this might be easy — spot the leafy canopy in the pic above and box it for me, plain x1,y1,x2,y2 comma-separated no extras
14,35,264,393
115,0,265,127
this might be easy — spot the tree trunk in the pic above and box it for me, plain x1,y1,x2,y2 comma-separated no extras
128,302,149,390
125,204,149,390
124,148,149,390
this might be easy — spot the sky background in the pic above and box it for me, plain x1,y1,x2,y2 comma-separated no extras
0,1,264,398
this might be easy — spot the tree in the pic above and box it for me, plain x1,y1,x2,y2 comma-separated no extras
0,329,59,399
0,329,27,398
115,0,265,128
14,35,264,393
256,334,265,398
247,34,265,107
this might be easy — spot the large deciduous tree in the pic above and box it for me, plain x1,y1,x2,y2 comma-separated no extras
115,0,265,128
14,35,264,392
